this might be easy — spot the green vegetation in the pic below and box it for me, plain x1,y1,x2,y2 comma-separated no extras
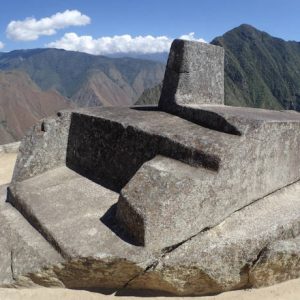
137,24,300,111
212,24,300,110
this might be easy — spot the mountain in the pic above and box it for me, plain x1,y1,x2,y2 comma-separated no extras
5,24,300,143
107,52,169,63
136,82,163,105
0,48,165,107
212,24,300,110
137,24,300,111
0,70,72,144
0,48,165,144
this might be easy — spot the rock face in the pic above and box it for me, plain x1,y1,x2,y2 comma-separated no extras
2,39,300,295
0,185,63,287
127,182,300,295
250,237,300,288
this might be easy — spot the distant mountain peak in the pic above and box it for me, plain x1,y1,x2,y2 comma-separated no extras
235,24,258,31
139,24,300,112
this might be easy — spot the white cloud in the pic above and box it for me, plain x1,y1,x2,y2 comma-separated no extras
0,42,4,49
46,32,206,55
179,32,206,43
6,10,91,41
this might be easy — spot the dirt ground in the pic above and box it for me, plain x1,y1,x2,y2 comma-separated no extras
1,278,300,300
0,152,300,300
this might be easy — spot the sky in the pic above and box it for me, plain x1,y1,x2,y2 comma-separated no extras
1,0,300,54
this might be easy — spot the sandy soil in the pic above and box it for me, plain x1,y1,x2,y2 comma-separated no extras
1,278,300,300
1,152,300,299
0,152,17,185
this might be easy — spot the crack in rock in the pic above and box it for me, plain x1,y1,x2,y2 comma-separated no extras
121,259,159,290
10,250,15,281
120,226,212,291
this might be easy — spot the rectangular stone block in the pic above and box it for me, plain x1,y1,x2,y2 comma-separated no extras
159,39,224,109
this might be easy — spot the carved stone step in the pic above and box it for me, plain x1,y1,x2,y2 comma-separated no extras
127,181,300,295
8,166,154,289
0,185,63,287
66,107,234,191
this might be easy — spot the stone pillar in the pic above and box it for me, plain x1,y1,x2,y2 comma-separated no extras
158,39,224,110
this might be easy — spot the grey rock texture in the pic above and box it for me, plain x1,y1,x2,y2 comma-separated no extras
27,105,299,250
0,185,63,287
12,111,71,183
2,38,300,295
116,156,216,248
161,103,300,135
7,167,155,289
5,175,300,294
250,237,300,287
65,106,230,191
127,181,300,295
159,39,224,109
116,105,300,249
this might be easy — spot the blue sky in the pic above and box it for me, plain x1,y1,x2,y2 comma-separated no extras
1,0,300,54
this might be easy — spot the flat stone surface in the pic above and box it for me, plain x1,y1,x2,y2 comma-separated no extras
8,166,155,289
128,181,300,295
159,39,224,108
0,185,63,287
173,104,300,135
250,236,300,287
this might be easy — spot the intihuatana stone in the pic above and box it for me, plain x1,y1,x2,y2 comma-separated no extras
2,38,300,295
159,39,224,109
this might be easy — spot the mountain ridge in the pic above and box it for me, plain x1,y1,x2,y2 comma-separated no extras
0,49,165,144
0,48,165,102
211,23,300,110
4,24,300,144
137,24,300,111
0,70,73,144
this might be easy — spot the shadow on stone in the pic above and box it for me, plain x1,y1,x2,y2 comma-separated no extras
130,105,160,111
65,109,220,194
100,204,141,246
115,288,177,297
